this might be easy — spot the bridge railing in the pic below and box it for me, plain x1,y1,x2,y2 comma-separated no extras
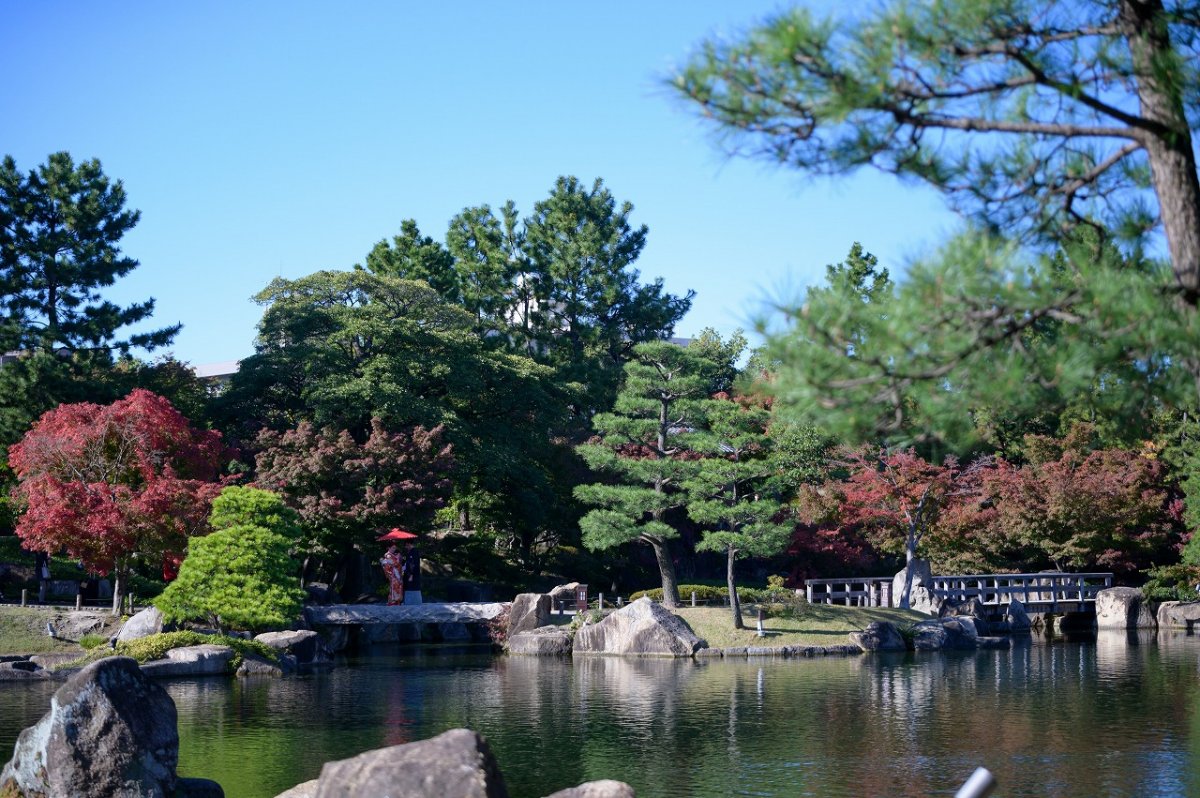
804,572,1113,609
805,577,893,607
928,572,1113,607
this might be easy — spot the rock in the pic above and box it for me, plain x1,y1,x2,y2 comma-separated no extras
911,617,979,651
312,728,508,798
1096,587,1156,629
892,559,941,615
140,644,235,677
939,597,989,630
304,583,337,605
236,654,291,678
116,606,168,643
509,593,552,636
694,647,723,658
572,597,704,657
1157,600,1200,630
0,656,180,797
31,652,86,670
274,779,318,798
548,582,583,612
507,626,573,656
849,621,908,652
0,660,48,681
542,780,636,798
48,611,109,642
255,630,332,669
1005,598,1032,631
977,636,1011,649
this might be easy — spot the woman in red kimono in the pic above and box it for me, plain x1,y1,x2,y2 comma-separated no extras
380,543,405,605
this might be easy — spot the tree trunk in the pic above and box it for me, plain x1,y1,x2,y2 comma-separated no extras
649,537,681,608
727,546,743,630
1120,0,1200,305
110,565,124,616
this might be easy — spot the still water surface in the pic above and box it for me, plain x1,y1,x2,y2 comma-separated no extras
3,631,1200,797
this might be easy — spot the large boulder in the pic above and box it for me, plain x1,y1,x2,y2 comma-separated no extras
892,559,941,615
543,781,635,798
140,644,235,678
572,597,703,657
312,728,508,798
0,657,183,797
509,593,552,636
255,630,332,670
1096,587,1156,629
911,616,980,651
548,582,583,612
848,621,907,652
116,606,168,643
507,626,573,656
1005,598,1032,631
1157,601,1200,629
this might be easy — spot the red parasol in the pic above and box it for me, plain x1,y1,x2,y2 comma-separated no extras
377,528,418,542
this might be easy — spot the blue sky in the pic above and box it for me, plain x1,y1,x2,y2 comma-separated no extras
3,1,959,368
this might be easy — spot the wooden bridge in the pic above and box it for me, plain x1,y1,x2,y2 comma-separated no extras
805,572,1114,614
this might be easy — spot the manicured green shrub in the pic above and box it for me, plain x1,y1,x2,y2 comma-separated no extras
156,487,304,634
78,633,107,650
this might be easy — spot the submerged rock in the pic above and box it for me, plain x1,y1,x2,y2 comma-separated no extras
572,597,703,657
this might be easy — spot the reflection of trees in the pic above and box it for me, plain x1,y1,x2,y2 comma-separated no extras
88,639,1200,798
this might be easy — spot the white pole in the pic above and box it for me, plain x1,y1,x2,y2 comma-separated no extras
954,768,996,798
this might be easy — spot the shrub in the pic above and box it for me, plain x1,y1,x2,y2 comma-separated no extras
78,633,107,650
1142,564,1200,603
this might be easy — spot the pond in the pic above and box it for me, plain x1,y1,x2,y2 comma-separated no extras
2,631,1199,797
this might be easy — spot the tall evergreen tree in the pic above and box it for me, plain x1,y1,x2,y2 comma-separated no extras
685,395,791,629
0,152,178,354
574,341,717,607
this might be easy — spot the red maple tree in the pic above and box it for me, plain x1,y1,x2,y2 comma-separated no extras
8,389,227,612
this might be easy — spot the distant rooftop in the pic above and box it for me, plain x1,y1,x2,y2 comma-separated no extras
192,360,240,379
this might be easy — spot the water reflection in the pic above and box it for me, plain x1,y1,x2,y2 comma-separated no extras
2,638,1200,797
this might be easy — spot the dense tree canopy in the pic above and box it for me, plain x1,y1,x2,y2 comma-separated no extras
8,389,226,612
674,1,1200,445
254,418,454,587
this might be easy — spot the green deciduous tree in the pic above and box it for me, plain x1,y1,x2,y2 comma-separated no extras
156,486,304,634
574,341,720,608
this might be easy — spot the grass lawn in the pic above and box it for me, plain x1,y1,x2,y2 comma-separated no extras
671,603,925,649
0,606,122,655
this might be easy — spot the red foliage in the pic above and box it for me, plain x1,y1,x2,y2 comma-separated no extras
8,389,228,575
979,444,1181,577
254,417,454,553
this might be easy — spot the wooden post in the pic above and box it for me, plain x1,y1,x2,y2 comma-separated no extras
598,592,604,611
756,607,765,638
75,593,82,611
20,589,27,607
691,591,697,607
806,583,813,604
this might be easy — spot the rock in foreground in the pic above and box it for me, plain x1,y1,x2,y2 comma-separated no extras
315,729,507,798
0,656,189,797
572,597,703,657
275,729,634,798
